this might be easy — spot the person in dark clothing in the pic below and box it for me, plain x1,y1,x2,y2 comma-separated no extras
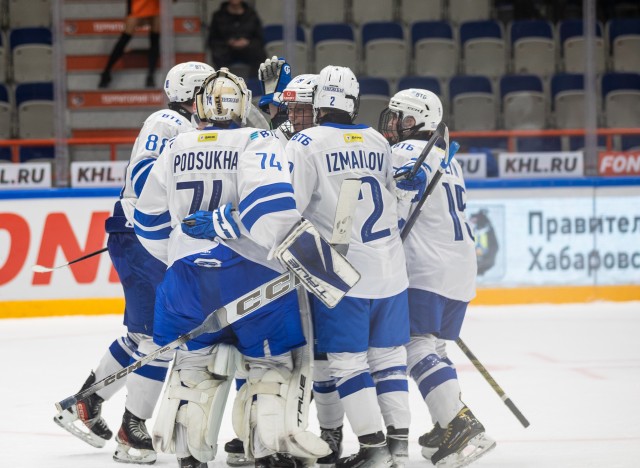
207,0,267,77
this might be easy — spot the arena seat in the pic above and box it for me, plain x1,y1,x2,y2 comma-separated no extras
362,22,407,80
449,75,497,131
0,83,12,140
254,0,286,26
15,82,55,162
401,0,444,24
356,77,390,128
501,74,546,130
448,0,491,26
10,27,53,83
608,19,640,73
9,0,51,28
551,73,587,129
412,21,457,80
460,20,507,81
351,0,394,25
304,0,347,25
312,24,358,73
263,25,309,74
559,20,605,74
510,20,556,78
602,72,640,128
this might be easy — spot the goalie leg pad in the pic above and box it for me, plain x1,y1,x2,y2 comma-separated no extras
152,345,235,462
247,357,331,460
274,220,360,308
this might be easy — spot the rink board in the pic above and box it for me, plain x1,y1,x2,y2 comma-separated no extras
1,180,640,318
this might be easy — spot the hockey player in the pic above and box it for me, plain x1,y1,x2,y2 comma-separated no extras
53,61,215,464
133,68,354,468
285,65,412,468
379,89,496,467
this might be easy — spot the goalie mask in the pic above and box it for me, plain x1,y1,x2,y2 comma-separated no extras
312,66,359,124
279,74,318,136
379,88,443,145
195,68,252,126
164,61,215,104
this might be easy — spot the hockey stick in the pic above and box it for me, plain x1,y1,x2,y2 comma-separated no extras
456,337,530,428
56,185,364,412
32,247,108,273
330,178,363,255
56,270,302,412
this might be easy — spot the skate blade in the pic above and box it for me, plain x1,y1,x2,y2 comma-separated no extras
226,452,254,467
53,412,107,449
113,442,157,465
420,446,438,463
435,434,496,468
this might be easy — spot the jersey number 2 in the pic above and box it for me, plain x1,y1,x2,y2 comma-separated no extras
359,176,390,243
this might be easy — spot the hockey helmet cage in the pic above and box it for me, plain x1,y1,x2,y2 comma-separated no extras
164,61,215,103
195,68,252,125
379,88,443,143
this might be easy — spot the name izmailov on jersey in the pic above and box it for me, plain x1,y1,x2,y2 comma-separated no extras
323,133,385,174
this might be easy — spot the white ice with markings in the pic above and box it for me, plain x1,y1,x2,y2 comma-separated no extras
1,301,639,467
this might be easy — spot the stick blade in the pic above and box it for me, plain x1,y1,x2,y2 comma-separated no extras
32,265,54,273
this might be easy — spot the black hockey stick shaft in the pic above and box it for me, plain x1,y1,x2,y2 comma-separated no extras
32,247,108,272
456,337,530,428
56,271,300,412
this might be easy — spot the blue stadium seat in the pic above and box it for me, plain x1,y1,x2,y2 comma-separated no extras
411,21,457,79
602,72,640,127
510,20,556,77
500,74,546,130
263,25,309,73
516,137,562,152
397,76,441,96
312,24,358,72
608,19,640,73
0,32,6,83
460,20,506,80
449,75,497,131
558,20,605,74
551,73,586,128
9,27,53,83
362,22,407,80
357,77,390,128
15,82,55,162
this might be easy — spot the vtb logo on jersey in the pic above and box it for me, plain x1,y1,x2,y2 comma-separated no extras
343,133,363,143
282,90,297,101
198,133,218,142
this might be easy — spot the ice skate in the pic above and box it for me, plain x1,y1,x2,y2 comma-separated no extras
113,408,157,464
179,455,207,468
254,452,300,468
226,437,254,466
418,423,445,461
317,426,343,467
53,371,112,448
386,427,408,468
431,407,496,468
336,432,393,468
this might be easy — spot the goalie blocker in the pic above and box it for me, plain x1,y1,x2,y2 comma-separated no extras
274,219,361,309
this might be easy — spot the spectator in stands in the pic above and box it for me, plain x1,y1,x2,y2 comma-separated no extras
98,0,161,89
207,0,267,78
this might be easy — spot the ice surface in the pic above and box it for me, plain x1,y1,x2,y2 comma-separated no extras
1,301,639,467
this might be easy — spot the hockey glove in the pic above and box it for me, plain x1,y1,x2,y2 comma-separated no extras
394,160,428,202
181,204,240,241
258,56,292,112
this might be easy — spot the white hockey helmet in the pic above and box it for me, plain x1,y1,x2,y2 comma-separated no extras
379,88,443,143
312,66,359,122
164,61,215,103
279,74,318,104
195,68,252,126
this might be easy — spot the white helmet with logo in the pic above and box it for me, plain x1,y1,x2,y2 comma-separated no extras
313,66,359,121
279,74,318,104
379,88,443,143
195,68,252,125
164,61,215,103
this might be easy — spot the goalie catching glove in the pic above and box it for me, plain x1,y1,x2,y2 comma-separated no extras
181,203,240,241
274,220,361,309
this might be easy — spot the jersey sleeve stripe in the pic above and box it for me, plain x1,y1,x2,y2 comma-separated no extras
240,197,296,231
131,158,155,180
132,164,154,198
133,208,171,228
133,224,172,240
238,182,294,213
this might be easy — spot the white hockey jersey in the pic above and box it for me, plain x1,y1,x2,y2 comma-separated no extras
134,127,300,268
392,140,477,302
286,123,408,299
120,109,194,224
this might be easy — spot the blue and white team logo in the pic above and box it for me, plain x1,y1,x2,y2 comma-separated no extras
284,65,291,75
